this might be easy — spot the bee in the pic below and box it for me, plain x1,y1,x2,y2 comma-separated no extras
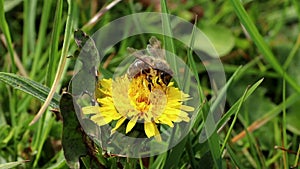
127,37,173,89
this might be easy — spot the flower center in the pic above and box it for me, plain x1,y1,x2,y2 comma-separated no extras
128,69,168,118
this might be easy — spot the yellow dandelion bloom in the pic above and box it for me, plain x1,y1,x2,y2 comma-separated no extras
82,71,194,141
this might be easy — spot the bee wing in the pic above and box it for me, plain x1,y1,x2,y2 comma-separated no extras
127,47,155,68
149,89,167,119
149,36,161,49
147,36,165,59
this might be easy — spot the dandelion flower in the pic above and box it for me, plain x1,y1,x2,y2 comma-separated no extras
82,69,194,141
82,36,194,140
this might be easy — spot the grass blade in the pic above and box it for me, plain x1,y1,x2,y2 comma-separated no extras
230,0,300,94
217,78,264,131
30,0,53,78
231,92,300,143
30,0,75,125
0,160,29,169
160,0,177,74
0,0,16,72
0,72,60,108
164,137,188,169
293,144,300,168
221,85,249,153
46,0,63,86
199,67,243,142
226,145,245,168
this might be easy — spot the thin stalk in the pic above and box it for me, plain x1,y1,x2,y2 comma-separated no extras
282,77,288,168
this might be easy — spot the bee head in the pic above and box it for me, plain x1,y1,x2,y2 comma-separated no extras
159,71,172,85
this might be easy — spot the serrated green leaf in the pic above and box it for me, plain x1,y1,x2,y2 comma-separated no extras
71,30,99,96
0,72,60,108
60,92,88,169
60,92,106,168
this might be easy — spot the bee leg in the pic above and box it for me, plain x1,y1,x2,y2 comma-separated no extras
156,76,161,85
148,84,152,91
146,75,152,82
146,75,154,91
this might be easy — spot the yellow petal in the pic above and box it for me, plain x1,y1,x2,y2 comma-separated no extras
100,78,112,89
112,116,127,131
91,114,112,126
127,111,137,117
144,121,161,141
82,106,99,114
144,122,156,138
110,112,122,120
153,124,162,142
99,106,116,112
178,111,190,122
126,116,138,133
157,115,174,127
166,100,181,107
98,97,113,105
180,105,194,112
164,107,182,115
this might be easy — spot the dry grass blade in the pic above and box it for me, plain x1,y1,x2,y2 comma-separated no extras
83,0,122,30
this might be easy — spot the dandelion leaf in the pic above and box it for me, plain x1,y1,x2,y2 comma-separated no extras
60,92,88,168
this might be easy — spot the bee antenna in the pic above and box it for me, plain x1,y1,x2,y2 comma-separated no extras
149,36,161,48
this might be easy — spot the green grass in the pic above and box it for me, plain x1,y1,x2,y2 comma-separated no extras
0,0,300,168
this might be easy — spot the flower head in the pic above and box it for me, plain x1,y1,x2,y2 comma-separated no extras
83,68,194,141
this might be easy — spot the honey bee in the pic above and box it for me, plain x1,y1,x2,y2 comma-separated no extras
127,37,173,88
